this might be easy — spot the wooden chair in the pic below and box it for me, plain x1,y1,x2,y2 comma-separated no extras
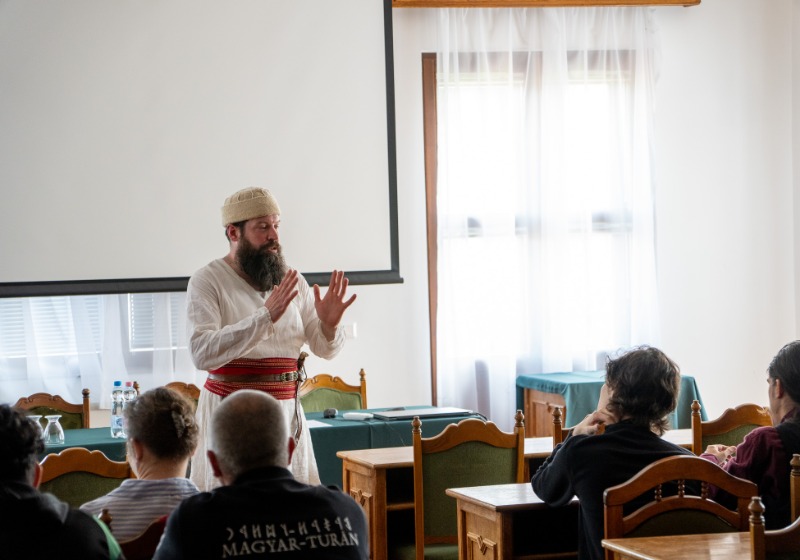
100,509,167,560
14,388,91,429
691,399,772,454
604,454,758,560
792,454,800,523
299,370,367,412
749,496,800,560
39,447,135,508
552,405,604,446
392,411,525,560
164,382,201,410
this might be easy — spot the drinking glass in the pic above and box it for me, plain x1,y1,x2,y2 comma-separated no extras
42,415,65,445
28,415,44,441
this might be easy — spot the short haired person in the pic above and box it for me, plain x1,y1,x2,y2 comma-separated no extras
0,404,122,559
81,387,200,540
187,187,356,491
531,346,693,560
153,390,369,560
702,340,800,529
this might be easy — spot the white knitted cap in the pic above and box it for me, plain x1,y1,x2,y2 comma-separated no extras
221,187,281,226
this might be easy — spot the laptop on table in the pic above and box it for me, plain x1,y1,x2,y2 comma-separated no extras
372,406,473,421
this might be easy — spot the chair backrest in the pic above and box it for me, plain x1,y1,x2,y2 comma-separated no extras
552,405,604,446
749,496,800,560
119,515,168,560
604,454,758,559
100,509,167,560
691,399,772,454
164,382,201,410
792,454,800,523
39,447,135,508
299,370,367,412
552,406,569,446
411,411,525,559
14,389,91,429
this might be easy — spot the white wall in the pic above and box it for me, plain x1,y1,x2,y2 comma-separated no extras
335,1,799,418
655,0,796,417
794,0,800,337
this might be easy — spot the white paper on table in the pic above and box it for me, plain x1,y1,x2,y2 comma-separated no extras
306,420,333,428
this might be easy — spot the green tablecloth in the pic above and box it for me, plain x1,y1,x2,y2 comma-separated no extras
515,370,706,429
307,407,480,488
38,407,479,488
39,427,127,461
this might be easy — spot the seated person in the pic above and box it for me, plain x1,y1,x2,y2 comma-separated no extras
81,387,200,541
531,346,693,560
0,404,122,559
702,340,800,529
153,389,369,560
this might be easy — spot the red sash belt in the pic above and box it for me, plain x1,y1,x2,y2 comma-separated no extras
204,357,299,400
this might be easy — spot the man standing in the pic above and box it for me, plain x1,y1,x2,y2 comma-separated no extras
154,390,369,560
187,187,356,490
531,346,693,560
0,404,123,559
702,340,800,529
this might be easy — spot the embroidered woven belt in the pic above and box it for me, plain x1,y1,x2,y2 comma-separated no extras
207,371,300,383
204,357,302,400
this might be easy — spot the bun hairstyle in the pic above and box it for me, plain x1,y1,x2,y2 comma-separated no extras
123,387,199,460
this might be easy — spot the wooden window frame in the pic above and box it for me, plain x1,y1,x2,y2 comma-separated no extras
422,53,440,404
397,0,698,6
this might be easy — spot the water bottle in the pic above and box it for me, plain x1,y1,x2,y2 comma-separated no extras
110,381,125,438
123,381,137,410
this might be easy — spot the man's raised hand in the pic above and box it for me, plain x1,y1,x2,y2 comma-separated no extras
314,270,357,340
264,269,299,322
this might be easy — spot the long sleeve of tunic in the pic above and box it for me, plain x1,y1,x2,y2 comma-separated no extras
186,259,344,370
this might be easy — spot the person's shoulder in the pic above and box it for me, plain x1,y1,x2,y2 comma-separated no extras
740,424,780,447
190,259,225,280
745,424,779,440
180,489,215,506
549,431,592,461
79,494,108,515
673,443,695,456
63,509,121,558
188,259,230,295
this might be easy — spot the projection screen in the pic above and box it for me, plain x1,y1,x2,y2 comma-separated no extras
0,0,400,297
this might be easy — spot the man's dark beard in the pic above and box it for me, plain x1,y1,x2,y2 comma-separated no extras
237,237,287,292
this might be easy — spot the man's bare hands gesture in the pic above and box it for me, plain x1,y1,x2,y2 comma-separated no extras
314,270,357,340
264,269,300,323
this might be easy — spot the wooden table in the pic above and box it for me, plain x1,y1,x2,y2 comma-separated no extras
602,532,751,559
446,483,579,560
338,430,692,560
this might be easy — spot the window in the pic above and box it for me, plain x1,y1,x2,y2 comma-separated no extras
0,296,102,359
0,292,191,401
424,7,660,426
128,293,186,352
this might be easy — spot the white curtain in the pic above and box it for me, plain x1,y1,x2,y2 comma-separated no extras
0,293,199,408
435,8,661,431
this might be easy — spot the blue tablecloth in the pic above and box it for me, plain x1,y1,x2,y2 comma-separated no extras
515,370,706,429
38,406,478,488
